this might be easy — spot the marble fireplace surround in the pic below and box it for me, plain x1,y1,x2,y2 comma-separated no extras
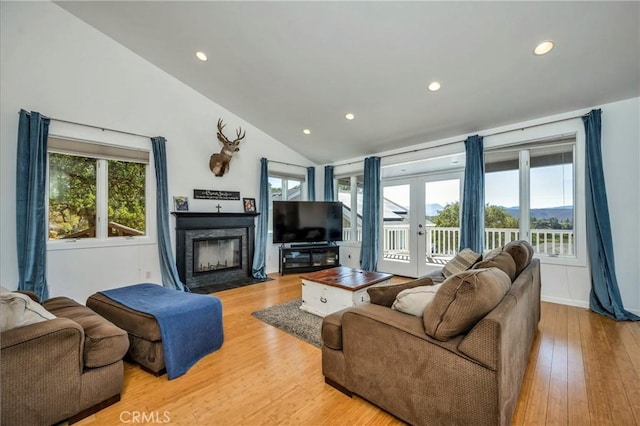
172,212,259,292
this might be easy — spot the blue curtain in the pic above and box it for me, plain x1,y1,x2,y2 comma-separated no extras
583,110,638,321
151,137,187,291
307,166,316,201
324,165,335,201
16,110,50,300
460,135,485,253
360,157,381,271
252,158,269,279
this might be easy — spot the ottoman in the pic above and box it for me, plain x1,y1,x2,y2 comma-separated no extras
87,293,166,375
87,284,224,379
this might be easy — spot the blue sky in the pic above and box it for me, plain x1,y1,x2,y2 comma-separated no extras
384,164,573,211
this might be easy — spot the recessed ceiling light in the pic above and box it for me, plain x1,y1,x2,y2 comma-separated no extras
427,81,441,92
303,129,311,135
533,41,554,56
195,51,208,61
345,113,355,120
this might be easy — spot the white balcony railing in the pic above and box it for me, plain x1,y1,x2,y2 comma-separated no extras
376,225,574,259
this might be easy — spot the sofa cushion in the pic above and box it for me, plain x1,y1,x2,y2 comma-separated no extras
442,248,482,278
367,275,433,307
0,291,56,332
504,240,534,276
392,284,442,317
472,250,517,281
43,297,129,368
423,268,511,341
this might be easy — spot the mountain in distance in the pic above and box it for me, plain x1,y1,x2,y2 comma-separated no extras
505,206,573,222
426,203,445,216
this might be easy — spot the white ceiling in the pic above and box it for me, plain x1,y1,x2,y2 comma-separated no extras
56,1,640,165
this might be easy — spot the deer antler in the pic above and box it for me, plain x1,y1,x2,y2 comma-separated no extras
217,118,230,144
217,118,245,143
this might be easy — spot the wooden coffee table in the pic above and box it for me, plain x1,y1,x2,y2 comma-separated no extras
299,266,393,317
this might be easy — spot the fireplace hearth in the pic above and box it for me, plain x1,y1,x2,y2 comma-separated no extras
172,212,259,292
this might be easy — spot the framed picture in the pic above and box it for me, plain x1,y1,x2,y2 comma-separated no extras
173,196,189,211
243,198,256,213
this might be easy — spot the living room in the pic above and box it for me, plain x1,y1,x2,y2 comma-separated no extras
1,1,639,425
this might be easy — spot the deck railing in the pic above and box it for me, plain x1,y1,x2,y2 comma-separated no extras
377,225,574,258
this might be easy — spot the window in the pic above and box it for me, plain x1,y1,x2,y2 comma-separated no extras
268,174,304,234
337,175,363,242
48,137,149,241
485,139,575,257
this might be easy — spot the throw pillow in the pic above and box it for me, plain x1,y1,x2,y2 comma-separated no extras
392,284,442,317
504,240,534,276
442,248,482,278
473,250,517,281
423,268,511,341
367,275,434,307
0,291,56,332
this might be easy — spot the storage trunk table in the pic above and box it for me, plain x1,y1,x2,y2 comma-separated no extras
299,266,393,317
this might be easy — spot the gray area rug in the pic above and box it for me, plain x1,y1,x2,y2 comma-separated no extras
251,298,322,348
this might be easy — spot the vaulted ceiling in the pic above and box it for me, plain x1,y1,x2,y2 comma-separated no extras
57,1,640,164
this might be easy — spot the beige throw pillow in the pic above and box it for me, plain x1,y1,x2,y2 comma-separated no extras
423,268,511,341
392,284,442,317
0,292,56,332
442,248,482,278
473,250,517,281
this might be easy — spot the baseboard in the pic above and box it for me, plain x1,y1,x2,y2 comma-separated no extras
541,295,640,316
541,295,588,309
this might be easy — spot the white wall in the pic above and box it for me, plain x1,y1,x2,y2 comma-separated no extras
0,1,314,303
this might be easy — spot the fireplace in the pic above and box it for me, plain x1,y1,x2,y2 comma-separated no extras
193,236,242,274
172,212,259,292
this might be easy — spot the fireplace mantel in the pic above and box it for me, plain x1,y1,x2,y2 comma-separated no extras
172,212,259,292
172,212,259,229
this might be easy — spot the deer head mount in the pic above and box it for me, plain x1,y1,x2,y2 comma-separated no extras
209,118,245,177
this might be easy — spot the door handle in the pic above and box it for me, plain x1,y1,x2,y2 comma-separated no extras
418,231,424,235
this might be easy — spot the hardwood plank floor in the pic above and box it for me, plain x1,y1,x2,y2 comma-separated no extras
78,273,640,425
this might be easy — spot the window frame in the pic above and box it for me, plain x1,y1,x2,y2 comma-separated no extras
267,172,306,238
335,173,364,245
46,137,154,251
483,127,586,267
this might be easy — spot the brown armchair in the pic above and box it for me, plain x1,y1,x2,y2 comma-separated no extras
1,294,129,425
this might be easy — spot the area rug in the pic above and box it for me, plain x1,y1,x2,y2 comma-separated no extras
251,298,322,348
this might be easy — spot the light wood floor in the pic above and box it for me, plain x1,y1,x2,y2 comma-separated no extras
78,273,640,425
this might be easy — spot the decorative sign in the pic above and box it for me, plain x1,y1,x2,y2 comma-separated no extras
193,189,240,200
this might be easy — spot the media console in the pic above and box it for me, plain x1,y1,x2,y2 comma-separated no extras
279,243,340,275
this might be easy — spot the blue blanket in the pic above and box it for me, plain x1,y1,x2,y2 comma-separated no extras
99,283,224,380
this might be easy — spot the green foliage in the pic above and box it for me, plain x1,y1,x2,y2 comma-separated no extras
431,201,520,228
431,202,460,227
108,160,146,233
485,204,519,228
48,154,145,239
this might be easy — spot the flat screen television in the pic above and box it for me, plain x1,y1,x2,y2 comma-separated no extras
272,201,343,244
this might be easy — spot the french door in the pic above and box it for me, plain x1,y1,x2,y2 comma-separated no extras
378,174,462,278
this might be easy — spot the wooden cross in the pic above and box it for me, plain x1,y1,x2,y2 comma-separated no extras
216,204,222,213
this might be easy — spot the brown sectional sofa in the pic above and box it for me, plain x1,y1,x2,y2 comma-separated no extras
1,295,129,425
321,241,541,426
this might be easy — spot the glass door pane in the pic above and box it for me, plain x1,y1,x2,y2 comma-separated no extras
382,183,411,264
424,179,460,269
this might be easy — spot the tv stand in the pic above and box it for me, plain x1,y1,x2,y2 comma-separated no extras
279,243,340,275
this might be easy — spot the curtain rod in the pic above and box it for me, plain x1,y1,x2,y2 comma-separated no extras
332,112,588,168
19,111,154,139
268,159,310,169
